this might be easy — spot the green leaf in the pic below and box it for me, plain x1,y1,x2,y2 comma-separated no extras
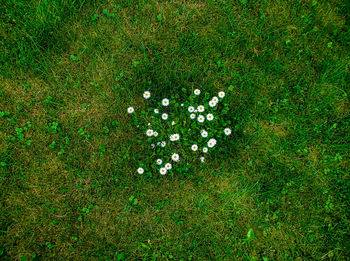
91,13,98,21
117,252,125,260
70,54,78,61
49,141,56,149
157,13,162,21
247,228,255,240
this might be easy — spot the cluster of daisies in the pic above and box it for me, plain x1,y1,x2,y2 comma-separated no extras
127,88,232,176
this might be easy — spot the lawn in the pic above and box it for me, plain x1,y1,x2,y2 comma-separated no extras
0,0,349,260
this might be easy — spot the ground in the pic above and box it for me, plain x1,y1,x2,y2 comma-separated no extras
0,0,349,260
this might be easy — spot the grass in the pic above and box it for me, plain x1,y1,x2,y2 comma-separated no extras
0,0,349,260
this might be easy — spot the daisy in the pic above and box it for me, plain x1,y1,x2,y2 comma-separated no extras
171,121,175,126
169,134,180,142
171,153,180,162
165,163,172,170
154,108,159,114
137,167,144,174
161,141,166,147
224,128,232,135
190,113,196,119
200,157,205,163
209,100,217,107
162,113,168,120
206,113,214,121
146,129,154,136
154,131,159,137
156,159,162,165
203,147,208,153
218,91,225,98
188,106,195,112
201,130,208,138
173,134,180,141
162,98,169,106
208,138,217,148
160,167,167,175
212,96,219,103
127,107,134,113
191,144,198,151
143,91,151,99
194,89,201,95
197,115,205,123
197,105,205,112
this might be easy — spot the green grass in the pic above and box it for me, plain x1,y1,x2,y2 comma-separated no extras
0,0,349,260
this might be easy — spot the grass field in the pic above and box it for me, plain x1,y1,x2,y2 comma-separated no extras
1,0,349,260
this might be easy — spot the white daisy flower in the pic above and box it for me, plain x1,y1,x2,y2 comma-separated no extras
171,121,175,126
224,128,232,135
208,138,217,148
206,113,214,121
146,129,154,136
137,167,144,174
143,91,151,99
209,138,217,144
197,105,205,112
154,131,159,137
200,157,205,163
190,113,196,119
127,107,134,113
154,108,159,114
170,133,180,141
212,96,219,103
156,159,162,165
162,113,168,120
191,144,198,151
171,153,180,162
165,163,172,170
161,141,166,147
194,109,198,113
160,167,167,175
203,147,208,153
218,91,225,98
209,100,217,107
162,98,169,106
201,130,208,138
197,115,205,123
188,106,195,112
194,89,201,95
